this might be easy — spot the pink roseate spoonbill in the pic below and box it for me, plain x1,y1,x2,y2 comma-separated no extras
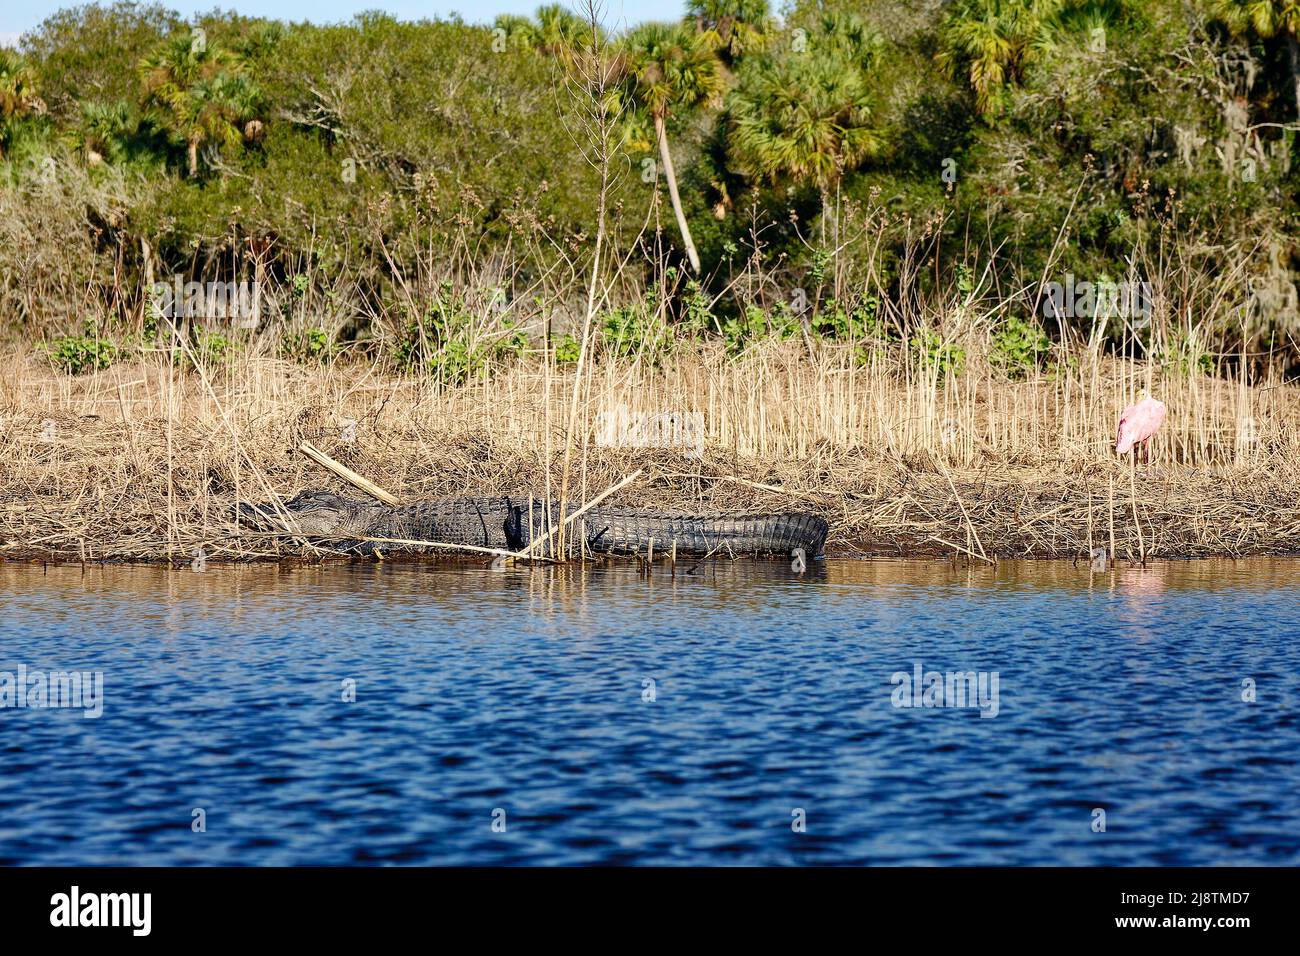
1115,390,1166,465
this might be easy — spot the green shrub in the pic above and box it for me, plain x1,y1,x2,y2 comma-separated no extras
911,329,964,376
282,327,335,362
600,301,672,360
45,330,118,374
553,332,582,365
990,315,1051,377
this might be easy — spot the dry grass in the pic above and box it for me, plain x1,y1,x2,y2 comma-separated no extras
2,337,1299,564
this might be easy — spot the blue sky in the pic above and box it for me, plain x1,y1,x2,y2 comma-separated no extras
1,1,681,42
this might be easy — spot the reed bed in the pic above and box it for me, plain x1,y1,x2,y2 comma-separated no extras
1,338,1298,564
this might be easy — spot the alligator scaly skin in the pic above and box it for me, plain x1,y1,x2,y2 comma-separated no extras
237,491,520,552
237,491,828,557
528,507,828,557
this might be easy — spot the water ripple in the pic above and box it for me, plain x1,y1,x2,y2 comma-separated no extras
0,557,1297,865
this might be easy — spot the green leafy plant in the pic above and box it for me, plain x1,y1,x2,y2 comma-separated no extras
812,296,884,340
282,327,334,363
392,286,515,384
911,329,965,376
600,301,672,360
766,302,804,340
680,280,713,337
553,332,581,365
45,328,118,374
495,320,530,360
194,330,236,365
990,315,1051,377
720,309,752,354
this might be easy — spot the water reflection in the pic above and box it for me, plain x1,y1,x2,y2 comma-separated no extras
4,554,1292,617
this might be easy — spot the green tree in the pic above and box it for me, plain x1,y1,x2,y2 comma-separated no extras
0,50,46,160
72,100,137,165
138,31,261,177
620,22,725,273
728,26,881,196
688,0,775,65
935,0,1063,116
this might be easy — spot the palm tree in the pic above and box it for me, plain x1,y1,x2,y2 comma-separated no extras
620,22,725,273
494,14,536,49
728,36,880,196
0,49,46,160
139,32,261,177
812,9,883,67
534,4,592,53
497,5,595,62
935,0,1064,116
687,0,775,65
182,71,262,170
1208,1,1300,115
73,100,137,165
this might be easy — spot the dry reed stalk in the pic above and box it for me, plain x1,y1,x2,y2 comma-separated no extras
556,6,620,559
299,440,400,506
4,340,1300,563
513,469,643,561
1087,486,1094,557
1108,473,1117,568
939,462,990,562
315,534,528,559
926,535,989,564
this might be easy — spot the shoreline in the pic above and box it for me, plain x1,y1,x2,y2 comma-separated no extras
4,349,1298,565
5,539,1300,568
4,467,1298,565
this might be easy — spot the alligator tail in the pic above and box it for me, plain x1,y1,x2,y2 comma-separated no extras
522,507,828,558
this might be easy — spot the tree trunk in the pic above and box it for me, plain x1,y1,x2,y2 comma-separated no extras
654,112,701,274
141,236,155,335
187,137,199,177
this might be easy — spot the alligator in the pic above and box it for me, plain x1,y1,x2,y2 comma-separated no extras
236,490,828,560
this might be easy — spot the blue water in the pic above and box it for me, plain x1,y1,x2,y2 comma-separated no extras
0,557,1297,865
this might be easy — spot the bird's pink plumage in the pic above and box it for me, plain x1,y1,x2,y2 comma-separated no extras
1115,396,1166,454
